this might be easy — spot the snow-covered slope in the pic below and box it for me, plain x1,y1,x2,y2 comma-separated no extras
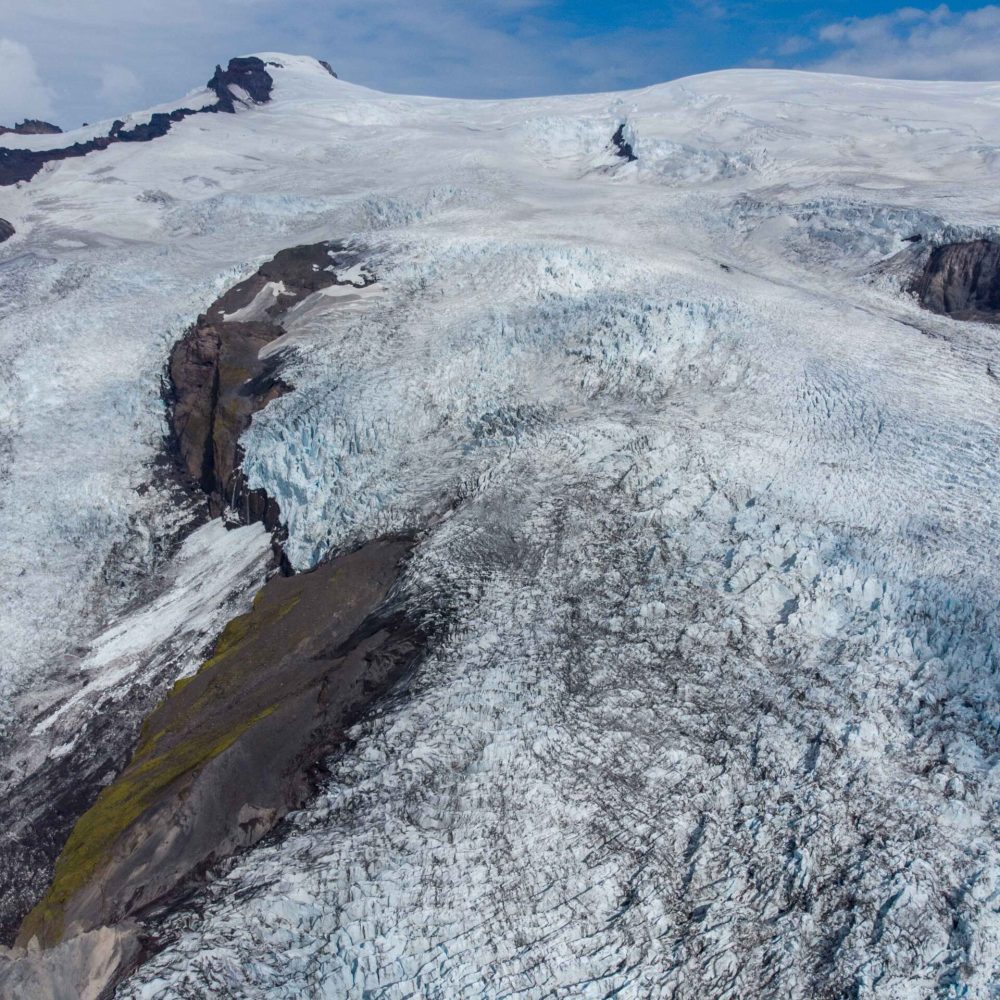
2,54,1000,998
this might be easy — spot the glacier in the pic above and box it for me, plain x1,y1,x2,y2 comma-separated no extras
1,54,999,998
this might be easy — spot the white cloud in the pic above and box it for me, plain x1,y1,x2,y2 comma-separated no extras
98,64,141,109
690,0,728,19
805,4,1000,81
0,0,702,125
0,38,54,123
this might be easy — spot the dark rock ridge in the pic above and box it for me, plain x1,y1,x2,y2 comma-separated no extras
17,535,423,951
166,240,375,547
0,244,375,949
0,135,116,187
913,239,1000,322
612,123,637,163
6,237,420,1000
0,119,62,136
0,219,13,243
0,56,274,186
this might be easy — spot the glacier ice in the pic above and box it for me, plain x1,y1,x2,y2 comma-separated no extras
0,55,999,998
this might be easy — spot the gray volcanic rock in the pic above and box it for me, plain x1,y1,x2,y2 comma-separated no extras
913,239,1000,321
4,236,393,1000
0,923,140,1000
17,535,421,951
0,239,373,953
0,219,13,243
0,120,62,136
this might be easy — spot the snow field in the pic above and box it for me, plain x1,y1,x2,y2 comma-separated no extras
1,54,999,997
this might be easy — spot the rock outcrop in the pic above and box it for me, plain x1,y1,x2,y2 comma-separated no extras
0,236,375,968
166,240,374,534
912,239,1000,322
0,219,13,243
0,57,274,186
0,923,140,1000
612,123,637,163
17,535,421,952
0,119,62,136
0,136,114,186
0,242,376,949
5,235,399,1000
208,57,276,111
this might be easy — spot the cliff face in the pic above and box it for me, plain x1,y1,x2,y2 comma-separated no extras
912,239,1000,322
208,57,276,110
0,219,13,243
166,241,374,532
0,240,376,954
12,237,407,993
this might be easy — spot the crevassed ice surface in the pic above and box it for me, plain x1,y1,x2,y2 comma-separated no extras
2,56,1000,998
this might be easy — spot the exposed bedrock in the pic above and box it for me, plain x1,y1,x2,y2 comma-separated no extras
0,56,274,186
0,219,13,243
17,534,421,952
611,123,637,163
208,56,276,111
0,923,139,1000
913,239,1000,321
0,137,113,187
0,243,374,948
2,236,390,997
0,119,62,136
167,240,374,532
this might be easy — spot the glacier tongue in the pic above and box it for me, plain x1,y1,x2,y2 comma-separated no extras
1,55,1000,997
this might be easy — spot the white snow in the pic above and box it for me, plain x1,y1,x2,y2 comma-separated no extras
32,520,270,736
0,520,270,821
1,54,999,998
221,280,287,322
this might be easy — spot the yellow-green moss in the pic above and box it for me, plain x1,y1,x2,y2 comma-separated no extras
213,608,256,657
17,590,299,945
21,703,274,946
21,575,308,946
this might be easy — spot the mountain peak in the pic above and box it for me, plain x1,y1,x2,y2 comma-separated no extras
207,56,275,111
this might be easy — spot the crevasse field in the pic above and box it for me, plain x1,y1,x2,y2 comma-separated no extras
2,55,1000,998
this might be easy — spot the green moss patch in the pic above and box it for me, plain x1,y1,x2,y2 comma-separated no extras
18,537,410,950
17,588,299,946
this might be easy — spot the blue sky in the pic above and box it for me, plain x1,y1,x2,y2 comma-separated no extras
1,1,999,126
